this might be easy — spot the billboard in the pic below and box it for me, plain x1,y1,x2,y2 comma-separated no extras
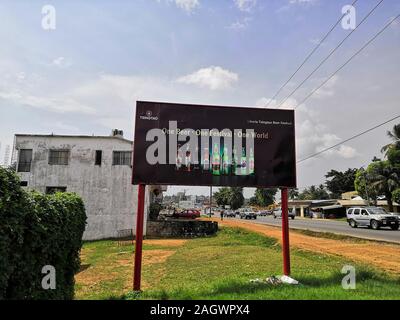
132,101,296,188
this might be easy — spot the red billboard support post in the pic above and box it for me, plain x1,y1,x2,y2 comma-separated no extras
133,183,146,291
281,188,291,276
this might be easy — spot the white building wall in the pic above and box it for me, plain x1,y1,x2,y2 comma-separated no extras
14,135,149,240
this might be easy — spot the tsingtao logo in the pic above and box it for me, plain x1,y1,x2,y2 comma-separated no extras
140,110,158,121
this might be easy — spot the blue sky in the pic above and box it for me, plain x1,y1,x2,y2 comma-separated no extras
0,0,399,197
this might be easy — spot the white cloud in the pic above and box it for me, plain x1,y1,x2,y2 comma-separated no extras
255,97,297,109
297,106,358,161
313,75,339,99
175,0,199,13
51,56,72,68
177,66,239,90
0,90,96,114
289,0,318,5
254,96,358,161
234,0,257,12
157,0,200,13
277,0,318,13
227,17,252,30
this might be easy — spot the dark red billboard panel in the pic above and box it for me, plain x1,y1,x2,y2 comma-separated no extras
132,101,296,188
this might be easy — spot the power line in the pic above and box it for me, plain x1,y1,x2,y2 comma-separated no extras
294,13,400,110
297,114,400,164
264,0,359,109
277,0,385,109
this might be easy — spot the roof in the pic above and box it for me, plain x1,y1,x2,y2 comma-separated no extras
319,204,343,210
15,134,133,144
338,199,368,206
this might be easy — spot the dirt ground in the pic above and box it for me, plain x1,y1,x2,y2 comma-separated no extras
210,218,400,275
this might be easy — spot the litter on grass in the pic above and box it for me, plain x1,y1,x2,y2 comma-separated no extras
250,275,299,286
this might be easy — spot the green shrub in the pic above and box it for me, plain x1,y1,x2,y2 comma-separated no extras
0,167,87,299
0,168,28,299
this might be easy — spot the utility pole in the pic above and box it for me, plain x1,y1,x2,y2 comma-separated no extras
361,166,370,206
209,186,212,217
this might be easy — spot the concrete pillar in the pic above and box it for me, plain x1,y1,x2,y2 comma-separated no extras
300,206,305,218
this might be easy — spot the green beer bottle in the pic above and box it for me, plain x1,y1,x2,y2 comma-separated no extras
222,146,230,175
249,147,255,175
241,147,247,175
212,143,220,175
232,148,238,176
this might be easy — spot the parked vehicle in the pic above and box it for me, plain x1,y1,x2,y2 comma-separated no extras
273,208,295,220
173,209,201,219
389,212,400,220
224,210,236,218
257,210,268,217
239,208,257,220
346,207,399,230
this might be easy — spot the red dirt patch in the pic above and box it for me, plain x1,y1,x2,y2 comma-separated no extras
210,218,400,275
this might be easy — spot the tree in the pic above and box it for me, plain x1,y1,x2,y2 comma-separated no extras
253,188,277,207
354,168,378,205
368,161,399,212
298,185,329,200
387,148,400,169
393,188,400,205
288,188,299,200
213,187,244,210
325,168,357,199
381,124,400,156
229,187,244,210
213,187,231,207
249,196,258,206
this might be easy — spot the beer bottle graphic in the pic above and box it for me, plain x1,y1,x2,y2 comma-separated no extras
241,147,247,175
175,144,183,171
185,145,192,172
222,146,230,175
202,147,210,172
249,147,255,175
232,148,238,176
212,143,220,175
193,146,200,171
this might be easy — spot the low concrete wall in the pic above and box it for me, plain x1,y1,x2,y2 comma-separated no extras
147,220,218,238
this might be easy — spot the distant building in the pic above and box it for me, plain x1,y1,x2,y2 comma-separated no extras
3,144,11,166
13,131,164,240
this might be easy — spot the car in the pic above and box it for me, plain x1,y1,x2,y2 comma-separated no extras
346,207,399,230
173,209,201,219
239,208,257,219
257,210,268,217
224,210,236,218
273,208,295,220
389,212,400,220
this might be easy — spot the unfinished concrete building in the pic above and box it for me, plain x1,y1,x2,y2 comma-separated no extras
13,130,163,240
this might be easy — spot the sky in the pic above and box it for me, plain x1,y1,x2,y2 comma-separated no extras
0,0,399,198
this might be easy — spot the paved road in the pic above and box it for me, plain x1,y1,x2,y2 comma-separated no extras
231,216,400,244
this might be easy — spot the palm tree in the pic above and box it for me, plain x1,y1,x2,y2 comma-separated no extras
289,188,299,200
381,124,400,156
369,161,399,212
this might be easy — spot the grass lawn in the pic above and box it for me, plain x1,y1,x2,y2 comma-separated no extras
75,227,400,300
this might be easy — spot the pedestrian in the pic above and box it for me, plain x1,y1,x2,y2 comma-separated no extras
220,209,224,221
